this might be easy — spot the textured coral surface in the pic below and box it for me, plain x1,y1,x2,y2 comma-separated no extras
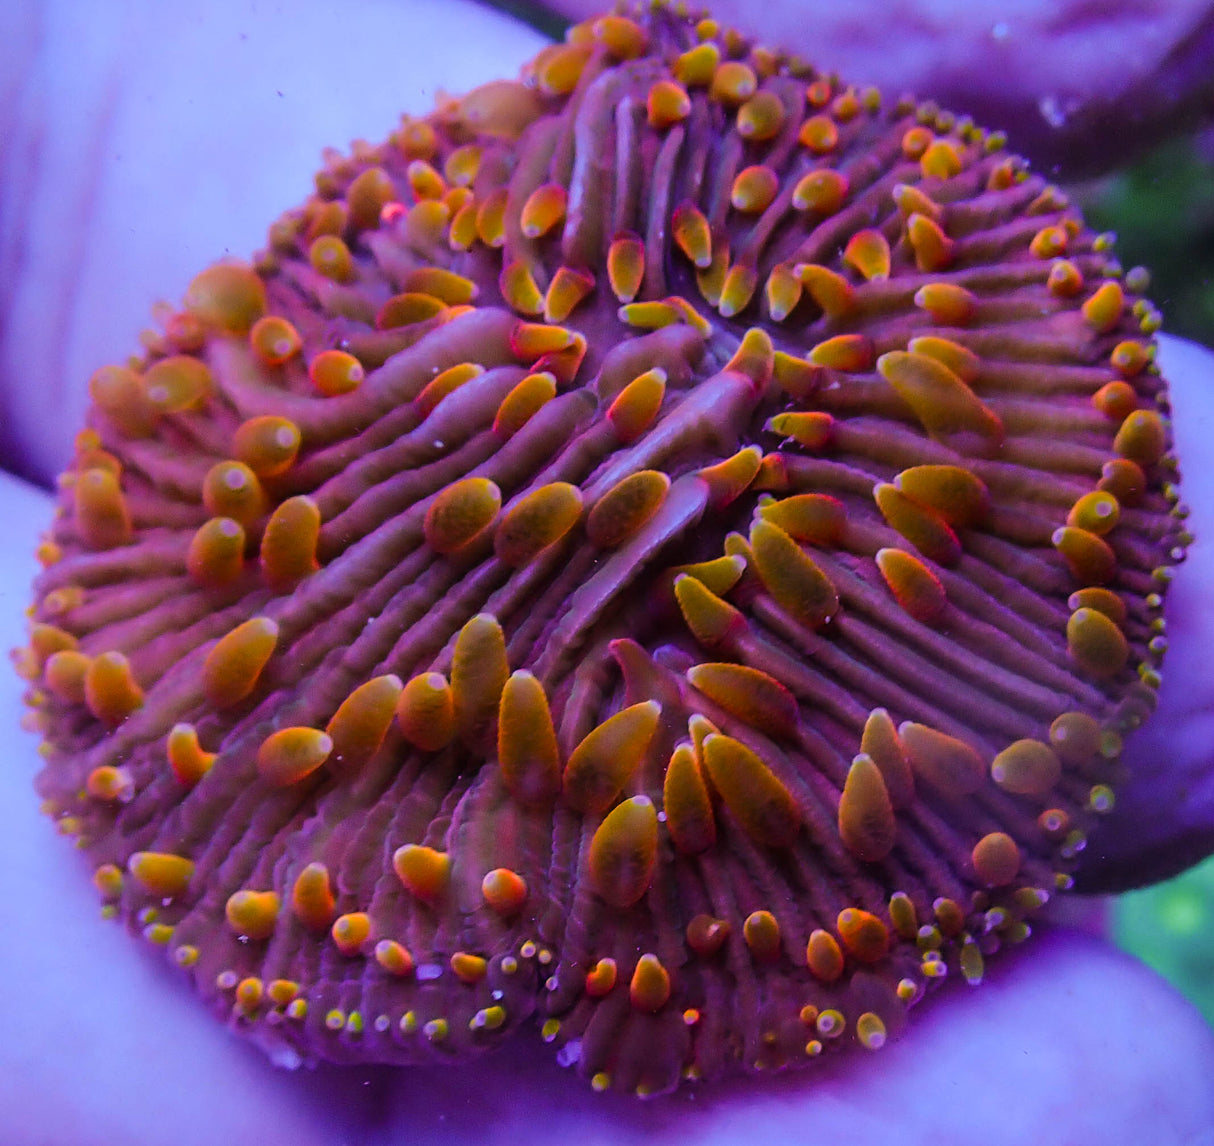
552,0,1214,177
19,2,1189,1096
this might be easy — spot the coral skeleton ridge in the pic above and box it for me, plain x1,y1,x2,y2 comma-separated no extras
18,0,1187,1097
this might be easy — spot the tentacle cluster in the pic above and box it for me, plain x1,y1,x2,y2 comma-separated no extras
19,1,1188,1097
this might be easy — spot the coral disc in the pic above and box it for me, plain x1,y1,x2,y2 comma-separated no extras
22,1,1187,1098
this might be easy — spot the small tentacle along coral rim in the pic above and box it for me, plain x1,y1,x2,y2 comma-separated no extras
18,0,1188,1098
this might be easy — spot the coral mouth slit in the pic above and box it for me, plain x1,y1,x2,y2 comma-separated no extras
21,1,1186,1098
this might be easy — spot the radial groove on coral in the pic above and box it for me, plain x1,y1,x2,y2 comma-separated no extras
23,0,1186,1099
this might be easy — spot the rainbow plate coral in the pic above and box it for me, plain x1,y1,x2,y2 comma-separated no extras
17,0,1191,1097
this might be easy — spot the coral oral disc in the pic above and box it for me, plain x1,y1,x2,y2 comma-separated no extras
25,0,1186,1101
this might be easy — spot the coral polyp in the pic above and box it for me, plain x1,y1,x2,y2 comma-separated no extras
19,2,1187,1097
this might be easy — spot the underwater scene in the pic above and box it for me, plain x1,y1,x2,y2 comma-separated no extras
3,1,1213,1143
